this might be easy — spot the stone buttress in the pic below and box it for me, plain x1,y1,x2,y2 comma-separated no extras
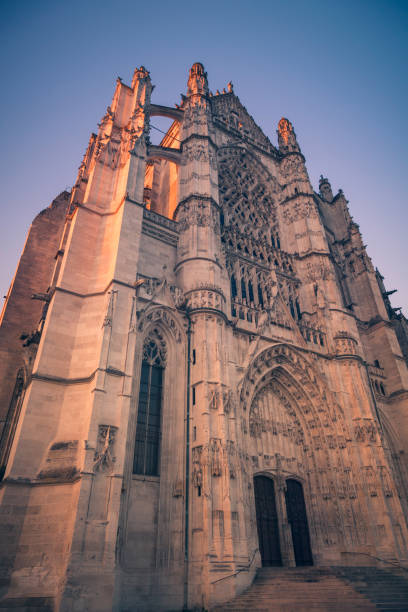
0,67,153,611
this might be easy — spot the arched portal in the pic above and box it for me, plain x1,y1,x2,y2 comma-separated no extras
285,479,313,566
254,475,282,566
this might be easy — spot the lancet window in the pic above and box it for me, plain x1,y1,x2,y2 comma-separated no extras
133,330,166,476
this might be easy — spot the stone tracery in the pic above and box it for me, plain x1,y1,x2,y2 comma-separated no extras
218,146,303,327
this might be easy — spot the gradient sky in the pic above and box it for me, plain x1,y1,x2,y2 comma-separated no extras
1,0,407,313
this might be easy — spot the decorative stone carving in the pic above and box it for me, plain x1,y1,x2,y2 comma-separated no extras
176,199,220,234
143,329,167,366
187,288,224,312
279,155,305,180
103,290,118,327
223,389,235,414
364,465,378,497
226,441,236,479
209,438,222,477
207,384,234,413
212,96,276,154
172,479,183,498
379,465,394,497
305,260,336,282
208,386,219,411
187,62,208,97
138,306,183,343
93,425,117,472
281,199,317,223
334,333,357,356
192,446,203,488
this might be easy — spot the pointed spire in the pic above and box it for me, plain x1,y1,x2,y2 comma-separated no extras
277,117,300,153
187,62,208,96
319,175,333,201
131,65,150,89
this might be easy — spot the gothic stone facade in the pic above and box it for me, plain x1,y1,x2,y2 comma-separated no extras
1,63,408,611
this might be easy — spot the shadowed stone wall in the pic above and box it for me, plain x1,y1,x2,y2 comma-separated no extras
0,191,70,476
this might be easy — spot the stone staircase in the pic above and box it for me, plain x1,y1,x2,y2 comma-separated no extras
212,566,408,611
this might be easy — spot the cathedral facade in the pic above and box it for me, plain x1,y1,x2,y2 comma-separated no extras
1,63,408,611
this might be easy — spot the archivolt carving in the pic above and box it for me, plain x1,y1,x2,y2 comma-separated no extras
240,344,342,423
353,418,378,443
241,342,402,551
137,306,184,343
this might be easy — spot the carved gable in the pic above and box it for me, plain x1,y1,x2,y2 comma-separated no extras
211,93,278,155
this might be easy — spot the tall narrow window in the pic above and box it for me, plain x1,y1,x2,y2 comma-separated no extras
133,333,166,476
231,274,237,299
295,298,302,320
0,369,25,481
248,280,255,304
258,284,264,308
241,278,247,300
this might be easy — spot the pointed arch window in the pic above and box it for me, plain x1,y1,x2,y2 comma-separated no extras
133,332,166,476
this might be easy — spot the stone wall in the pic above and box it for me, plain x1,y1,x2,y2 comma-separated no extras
0,191,70,477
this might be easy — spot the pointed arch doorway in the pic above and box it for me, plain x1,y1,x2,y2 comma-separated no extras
254,475,313,567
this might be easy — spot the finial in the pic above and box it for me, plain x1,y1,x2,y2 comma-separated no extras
277,117,300,153
187,62,208,96
131,66,150,88
319,175,333,202
227,81,233,93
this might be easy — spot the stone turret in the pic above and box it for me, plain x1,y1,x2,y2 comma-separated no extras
187,61,209,96
319,175,333,202
175,63,239,609
277,117,300,153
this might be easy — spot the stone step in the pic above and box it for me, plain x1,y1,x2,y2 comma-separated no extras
212,566,408,611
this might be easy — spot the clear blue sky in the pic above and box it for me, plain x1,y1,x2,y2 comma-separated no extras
1,0,407,312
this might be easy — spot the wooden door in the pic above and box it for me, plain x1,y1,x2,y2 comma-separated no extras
285,479,313,566
254,476,282,566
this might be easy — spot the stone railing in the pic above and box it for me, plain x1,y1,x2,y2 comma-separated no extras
143,208,178,232
299,324,326,348
367,364,386,379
